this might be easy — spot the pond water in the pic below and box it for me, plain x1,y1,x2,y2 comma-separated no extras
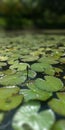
0,34,65,130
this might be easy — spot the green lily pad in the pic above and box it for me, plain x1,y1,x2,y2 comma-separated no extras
20,89,52,102
20,55,39,62
57,92,65,101
43,76,63,92
0,56,8,61
48,98,65,116
12,101,55,130
0,95,23,111
54,67,63,73
27,76,63,92
31,63,45,72
60,57,65,64
52,120,65,130
38,56,58,64
23,69,37,79
10,62,30,71
0,87,20,99
0,73,26,86
44,66,55,76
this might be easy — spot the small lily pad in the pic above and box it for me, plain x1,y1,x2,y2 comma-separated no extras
12,101,55,130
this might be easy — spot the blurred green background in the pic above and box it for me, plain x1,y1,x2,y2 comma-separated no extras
0,0,65,30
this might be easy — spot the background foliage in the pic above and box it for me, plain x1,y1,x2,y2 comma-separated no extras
0,0,65,29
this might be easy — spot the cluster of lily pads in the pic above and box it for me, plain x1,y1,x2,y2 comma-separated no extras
0,34,65,130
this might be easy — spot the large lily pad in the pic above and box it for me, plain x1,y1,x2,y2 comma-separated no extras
20,89,52,102
27,76,63,92
12,101,55,130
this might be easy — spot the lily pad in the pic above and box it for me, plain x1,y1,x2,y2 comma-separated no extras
0,56,8,61
20,55,39,62
43,76,63,92
31,63,45,72
57,92,65,101
12,101,55,130
27,76,63,92
52,120,65,130
20,89,52,102
0,95,23,111
48,98,65,116
60,57,65,64
10,62,30,71
23,69,37,79
0,73,26,86
38,56,58,64
0,87,20,99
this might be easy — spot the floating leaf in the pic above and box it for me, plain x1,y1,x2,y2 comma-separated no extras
43,76,63,92
31,63,45,72
0,73,26,86
0,87,20,99
20,55,39,62
10,62,30,71
48,98,65,116
0,56,8,61
52,120,65,130
57,92,65,102
27,76,63,92
38,56,58,64
23,69,37,79
0,95,23,111
12,101,55,130
60,57,65,64
20,89,52,102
